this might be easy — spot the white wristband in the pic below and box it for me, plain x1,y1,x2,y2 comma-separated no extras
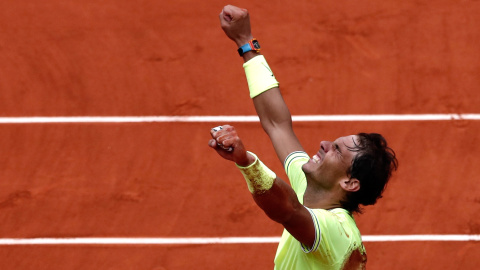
236,151,276,194
243,55,279,98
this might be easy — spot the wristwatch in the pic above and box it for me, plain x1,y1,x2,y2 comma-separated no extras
237,38,261,56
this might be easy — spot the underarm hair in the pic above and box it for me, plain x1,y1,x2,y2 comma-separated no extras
236,151,276,194
243,55,279,98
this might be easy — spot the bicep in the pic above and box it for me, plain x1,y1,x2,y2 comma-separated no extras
269,128,304,165
282,205,317,249
253,178,316,248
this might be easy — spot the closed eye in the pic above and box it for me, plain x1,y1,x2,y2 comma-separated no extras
334,143,342,154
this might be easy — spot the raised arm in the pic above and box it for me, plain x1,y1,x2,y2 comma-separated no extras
208,125,315,248
219,5,304,163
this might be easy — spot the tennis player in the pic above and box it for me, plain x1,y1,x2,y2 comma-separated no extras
209,5,398,269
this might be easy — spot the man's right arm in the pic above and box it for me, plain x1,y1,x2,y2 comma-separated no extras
220,6,304,163
251,79,304,163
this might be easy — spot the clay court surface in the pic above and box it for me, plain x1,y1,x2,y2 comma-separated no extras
0,0,479,269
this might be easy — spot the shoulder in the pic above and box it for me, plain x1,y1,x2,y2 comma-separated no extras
308,208,363,251
283,151,309,195
284,151,309,174
294,208,366,266
313,208,359,236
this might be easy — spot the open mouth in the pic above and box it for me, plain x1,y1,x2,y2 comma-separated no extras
311,154,321,164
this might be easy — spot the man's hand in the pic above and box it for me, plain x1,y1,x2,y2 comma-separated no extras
208,125,255,167
219,5,254,47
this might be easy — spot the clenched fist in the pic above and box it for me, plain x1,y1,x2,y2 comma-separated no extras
219,5,254,47
209,125,255,167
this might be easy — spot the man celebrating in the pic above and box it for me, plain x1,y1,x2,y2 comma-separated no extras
209,5,398,269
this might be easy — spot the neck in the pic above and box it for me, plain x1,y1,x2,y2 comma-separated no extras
303,179,344,210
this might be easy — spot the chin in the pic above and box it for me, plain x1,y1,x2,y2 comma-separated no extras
301,162,312,175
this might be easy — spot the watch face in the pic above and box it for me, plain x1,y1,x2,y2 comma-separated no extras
252,40,260,50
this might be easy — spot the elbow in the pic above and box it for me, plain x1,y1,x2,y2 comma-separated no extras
260,117,293,136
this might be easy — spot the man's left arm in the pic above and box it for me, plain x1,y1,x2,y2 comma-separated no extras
209,125,316,248
252,176,317,248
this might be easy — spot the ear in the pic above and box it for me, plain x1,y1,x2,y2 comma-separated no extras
341,178,360,192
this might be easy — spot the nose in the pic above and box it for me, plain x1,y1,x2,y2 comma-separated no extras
320,141,332,152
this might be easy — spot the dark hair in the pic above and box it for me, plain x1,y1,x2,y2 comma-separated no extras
341,133,398,214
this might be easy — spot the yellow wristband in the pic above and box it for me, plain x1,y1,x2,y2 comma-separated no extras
243,55,279,98
236,151,276,194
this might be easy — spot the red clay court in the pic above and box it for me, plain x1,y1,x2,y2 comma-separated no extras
0,1,479,269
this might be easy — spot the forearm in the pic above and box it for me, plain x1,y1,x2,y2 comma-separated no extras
242,53,303,161
236,152,302,224
220,5,292,131
220,5,303,162
253,178,303,225
241,53,292,131
232,151,316,248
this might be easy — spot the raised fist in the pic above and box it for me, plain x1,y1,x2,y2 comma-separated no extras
219,5,254,47
208,125,255,167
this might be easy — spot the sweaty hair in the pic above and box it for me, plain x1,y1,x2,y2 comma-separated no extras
342,133,398,214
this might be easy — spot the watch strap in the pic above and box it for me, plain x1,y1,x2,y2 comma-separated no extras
238,39,260,56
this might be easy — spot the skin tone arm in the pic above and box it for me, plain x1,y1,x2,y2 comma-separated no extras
208,125,315,247
219,5,304,164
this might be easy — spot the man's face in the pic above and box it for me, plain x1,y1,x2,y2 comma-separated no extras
302,135,360,190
